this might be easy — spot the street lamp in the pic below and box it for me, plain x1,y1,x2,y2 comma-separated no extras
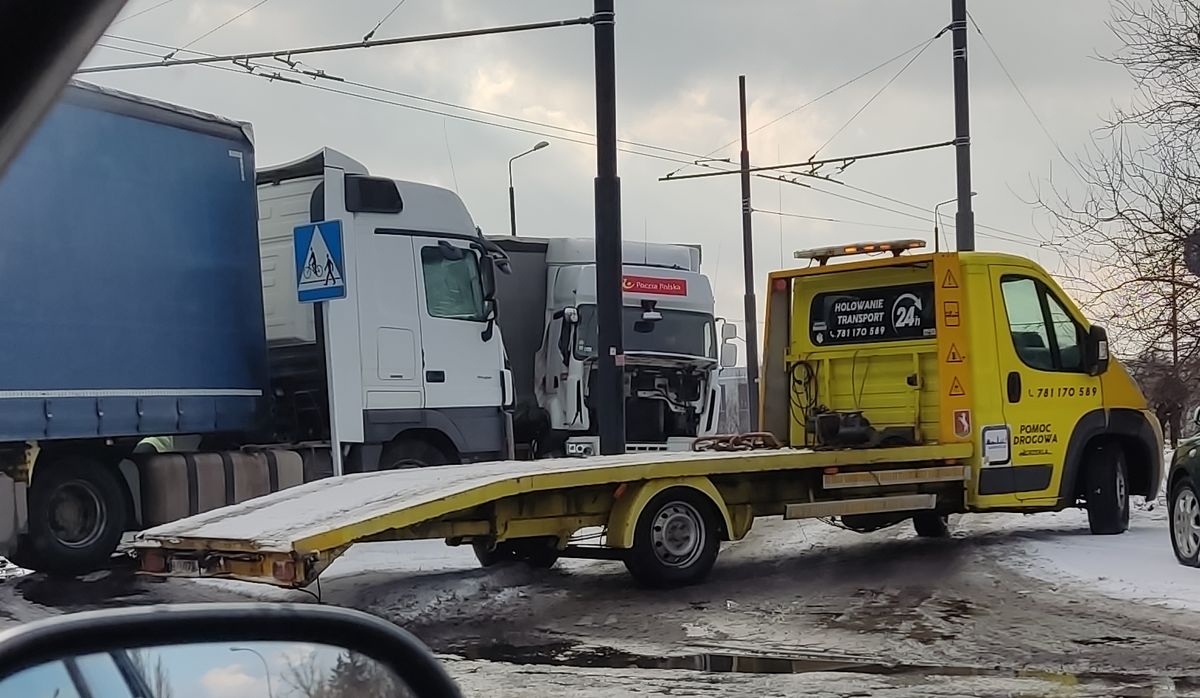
508,140,550,236
230,646,273,698
934,191,976,252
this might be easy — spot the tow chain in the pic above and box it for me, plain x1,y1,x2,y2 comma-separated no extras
691,432,782,452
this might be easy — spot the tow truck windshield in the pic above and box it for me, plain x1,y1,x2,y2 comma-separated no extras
574,305,716,360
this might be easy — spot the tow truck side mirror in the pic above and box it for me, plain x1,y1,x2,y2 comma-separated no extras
1085,325,1110,376
720,342,738,368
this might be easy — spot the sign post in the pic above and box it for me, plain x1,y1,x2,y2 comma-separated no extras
294,219,347,475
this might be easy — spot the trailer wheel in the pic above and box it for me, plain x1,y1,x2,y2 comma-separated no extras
624,487,720,588
379,437,448,469
912,512,950,538
1085,443,1129,535
472,537,560,569
25,456,129,575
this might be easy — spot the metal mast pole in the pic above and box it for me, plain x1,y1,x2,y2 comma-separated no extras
951,0,975,251
739,75,761,430
593,0,625,454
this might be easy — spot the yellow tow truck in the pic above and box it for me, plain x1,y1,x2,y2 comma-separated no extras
134,243,1162,589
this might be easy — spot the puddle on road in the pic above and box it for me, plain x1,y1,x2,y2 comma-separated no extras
447,639,1200,691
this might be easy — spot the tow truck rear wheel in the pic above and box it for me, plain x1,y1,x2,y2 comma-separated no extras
624,487,720,588
912,512,950,538
1085,443,1130,535
24,456,129,576
472,537,560,569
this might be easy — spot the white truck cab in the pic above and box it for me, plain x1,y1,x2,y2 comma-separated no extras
257,148,512,468
493,237,735,457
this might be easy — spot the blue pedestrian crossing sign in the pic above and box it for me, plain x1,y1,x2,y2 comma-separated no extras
294,220,346,303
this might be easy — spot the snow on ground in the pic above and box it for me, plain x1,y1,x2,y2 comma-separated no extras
0,557,30,582
991,503,1200,613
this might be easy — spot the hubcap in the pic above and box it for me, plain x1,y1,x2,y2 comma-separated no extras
1174,488,1200,559
1116,466,1127,511
650,501,705,568
47,480,106,549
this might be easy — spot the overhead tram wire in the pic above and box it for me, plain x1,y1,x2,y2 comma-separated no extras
363,0,410,42
89,39,1062,257
78,15,598,74
111,0,184,26
809,33,939,160
666,28,949,178
752,208,930,234
170,0,274,57
966,12,1085,181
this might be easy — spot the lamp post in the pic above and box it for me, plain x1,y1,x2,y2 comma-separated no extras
934,192,976,252
230,647,273,698
508,140,549,236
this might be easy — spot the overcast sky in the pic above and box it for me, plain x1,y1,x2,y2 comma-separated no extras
83,0,1134,335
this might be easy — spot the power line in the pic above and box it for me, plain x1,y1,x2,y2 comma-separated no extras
112,0,184,26
90,37,1063,258
99,33,704,161
661,140,954,182
364,0,410,42
79,15,596,74
810,35,939,159
752,208,931,234
966,11,1085,181
173,0,273,55
665,31,945,177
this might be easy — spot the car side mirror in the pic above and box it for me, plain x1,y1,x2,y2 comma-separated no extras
720,342,738,368
1086,324,1109,376
0,604,461,698
721,323,738,341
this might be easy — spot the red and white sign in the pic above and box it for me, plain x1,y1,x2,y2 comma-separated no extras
953,409,971,438
622,275,687,296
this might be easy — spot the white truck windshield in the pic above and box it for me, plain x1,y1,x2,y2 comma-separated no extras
574,305,715,359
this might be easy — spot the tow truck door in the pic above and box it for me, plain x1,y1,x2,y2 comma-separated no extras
987,265,1103,504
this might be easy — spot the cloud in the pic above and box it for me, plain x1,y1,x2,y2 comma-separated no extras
201,664,266,698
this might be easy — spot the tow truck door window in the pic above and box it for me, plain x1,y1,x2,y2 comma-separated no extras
990,268,1103,503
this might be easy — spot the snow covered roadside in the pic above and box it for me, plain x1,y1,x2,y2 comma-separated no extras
0,557,30,582
994,504,1200,613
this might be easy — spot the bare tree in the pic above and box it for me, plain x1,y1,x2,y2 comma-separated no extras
1040,0,1200,443
126,650,174,698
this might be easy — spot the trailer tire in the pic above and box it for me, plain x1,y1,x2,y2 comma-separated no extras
25,456,129,576
1085,443,1129,535
912,512,950,538
379,437,448,470
624,487,720,588
472,538,560,569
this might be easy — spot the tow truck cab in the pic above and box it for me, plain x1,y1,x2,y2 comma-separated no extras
762,242,1161,523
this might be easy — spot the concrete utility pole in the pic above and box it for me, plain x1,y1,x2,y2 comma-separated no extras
951,0,976,251
738,75,760,430
593,0,625,455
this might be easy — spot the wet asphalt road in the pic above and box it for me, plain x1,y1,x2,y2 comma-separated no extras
2,510,1199,696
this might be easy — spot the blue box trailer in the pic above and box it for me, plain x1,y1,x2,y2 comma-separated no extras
0,82,269,442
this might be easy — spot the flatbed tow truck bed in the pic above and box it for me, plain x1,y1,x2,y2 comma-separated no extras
135,443,972,589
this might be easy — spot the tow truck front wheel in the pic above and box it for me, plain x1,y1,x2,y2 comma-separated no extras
624,488,720,588
1085,443,1129,535
24,457,129,576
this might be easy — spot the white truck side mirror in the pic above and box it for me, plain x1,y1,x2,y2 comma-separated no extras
721,323,738,341
720,342,738,368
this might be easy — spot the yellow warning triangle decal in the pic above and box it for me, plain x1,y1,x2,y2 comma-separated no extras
946,343,964,363
942,269,959,289
948,376,966,397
